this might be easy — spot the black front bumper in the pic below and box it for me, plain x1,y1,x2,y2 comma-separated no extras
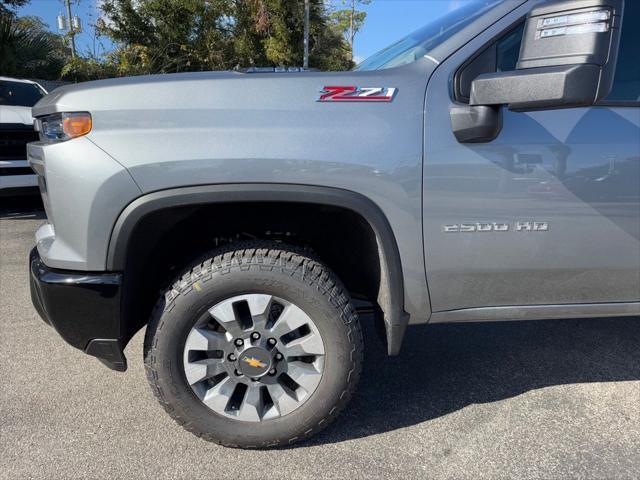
29,247,128,371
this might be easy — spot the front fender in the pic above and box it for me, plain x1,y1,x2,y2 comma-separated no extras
107,183,410,354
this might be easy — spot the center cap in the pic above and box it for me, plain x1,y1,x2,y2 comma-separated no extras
238,347,272,377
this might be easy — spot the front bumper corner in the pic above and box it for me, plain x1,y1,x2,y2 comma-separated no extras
29,247,127,371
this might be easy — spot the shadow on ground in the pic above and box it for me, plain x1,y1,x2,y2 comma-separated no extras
300,315,640,446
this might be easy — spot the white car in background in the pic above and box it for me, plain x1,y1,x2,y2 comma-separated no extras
0,77,46,195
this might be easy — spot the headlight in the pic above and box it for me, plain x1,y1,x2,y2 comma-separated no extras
38,112,92,142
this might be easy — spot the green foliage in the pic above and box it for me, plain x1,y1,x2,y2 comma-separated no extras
98,0,353,75
60,55,116,82
3,0,359,82
0,14,66,79
256,0,351,70
330,0,370,60
99,0,227,73
0,0,29,17
330,10,367,44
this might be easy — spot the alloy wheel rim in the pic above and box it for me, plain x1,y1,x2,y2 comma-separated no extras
182,294,325,422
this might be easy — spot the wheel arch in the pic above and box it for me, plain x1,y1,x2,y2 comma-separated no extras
107,184,409,355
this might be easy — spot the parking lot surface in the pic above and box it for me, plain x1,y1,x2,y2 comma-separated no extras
1,197,639,479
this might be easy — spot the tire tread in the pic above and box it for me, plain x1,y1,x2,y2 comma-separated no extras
143,240,363,448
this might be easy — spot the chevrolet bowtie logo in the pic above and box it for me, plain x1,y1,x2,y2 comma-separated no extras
242,356,267,369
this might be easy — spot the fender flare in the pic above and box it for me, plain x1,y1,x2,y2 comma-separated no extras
107,184,409,355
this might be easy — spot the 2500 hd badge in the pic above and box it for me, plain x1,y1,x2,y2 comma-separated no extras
442,221,549,233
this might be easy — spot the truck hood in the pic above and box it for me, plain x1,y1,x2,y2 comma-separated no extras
32,71,252,117
30,68,424,118
0,105,34,125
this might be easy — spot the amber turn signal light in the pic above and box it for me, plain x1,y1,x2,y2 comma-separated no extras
62,112,92,138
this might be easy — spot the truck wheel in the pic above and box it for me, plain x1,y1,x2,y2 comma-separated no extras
143,241,363,448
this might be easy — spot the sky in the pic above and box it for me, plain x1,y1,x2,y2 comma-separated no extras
350,0,456,62
18,0,460,63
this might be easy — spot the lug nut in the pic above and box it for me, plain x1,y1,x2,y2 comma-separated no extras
275,353,283,361
268,368,277,376
267,338,277,346
234,369,243,376
234,338,244,347
251,332,261,340
227,353,236,362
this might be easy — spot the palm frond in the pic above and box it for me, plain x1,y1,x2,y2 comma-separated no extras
0,14,58,76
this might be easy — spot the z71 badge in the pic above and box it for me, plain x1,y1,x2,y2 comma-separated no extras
318,86,397,102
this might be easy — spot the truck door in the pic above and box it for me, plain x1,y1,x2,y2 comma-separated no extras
422,1,639,315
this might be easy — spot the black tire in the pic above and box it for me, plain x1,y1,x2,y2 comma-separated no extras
143,241,363,448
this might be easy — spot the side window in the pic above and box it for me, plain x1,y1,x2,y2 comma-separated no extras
455,22,524,102
496,23,524,72
605,1,640,102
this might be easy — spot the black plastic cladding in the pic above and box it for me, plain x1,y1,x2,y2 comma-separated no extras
106,184,410,355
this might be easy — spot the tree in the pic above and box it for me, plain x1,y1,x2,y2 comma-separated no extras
98,0,242,73
0,14,67,79
60,55,117,82
330,0,370,62
231,0,270,68
250,0,351,70
97,0,352,75
0,0,29,18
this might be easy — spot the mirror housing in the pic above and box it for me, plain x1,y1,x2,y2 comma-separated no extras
450,105,502,144
470,64,601,111
452,0,623,143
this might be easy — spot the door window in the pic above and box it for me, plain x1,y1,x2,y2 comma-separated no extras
605,1,640,102
455,21,524,102
496,22,524,72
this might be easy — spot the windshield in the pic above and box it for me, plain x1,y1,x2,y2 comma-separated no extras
355,0,505,71
0,81,46,107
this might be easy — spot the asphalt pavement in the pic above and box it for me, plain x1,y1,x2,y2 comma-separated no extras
1,196,639,479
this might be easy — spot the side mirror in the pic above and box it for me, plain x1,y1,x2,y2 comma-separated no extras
452,0,623,143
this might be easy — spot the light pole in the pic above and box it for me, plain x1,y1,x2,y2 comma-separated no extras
57,0,80,58
303,0,309,69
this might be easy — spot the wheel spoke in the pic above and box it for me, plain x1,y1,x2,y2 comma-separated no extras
266,383,299,417
209,294,275,337
286,362,322,394
244,294,273,331
269,303,312,339
281,333,325,357
202,376,236,410
184,327,227,352
209,301,245,338
236,385,262,421
184,358,226,385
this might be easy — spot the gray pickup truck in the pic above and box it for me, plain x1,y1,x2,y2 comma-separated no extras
27,0,639,448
